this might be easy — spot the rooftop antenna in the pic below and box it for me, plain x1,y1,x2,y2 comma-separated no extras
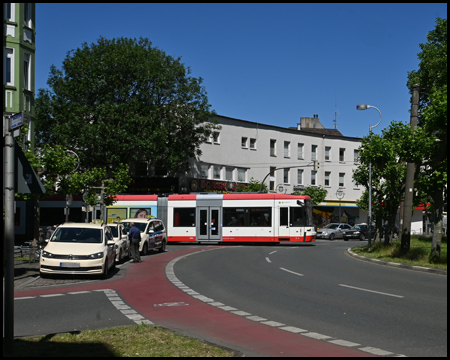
333,94,340,129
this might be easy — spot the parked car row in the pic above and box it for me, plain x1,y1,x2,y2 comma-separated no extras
39,218,167,279
317,222,398,241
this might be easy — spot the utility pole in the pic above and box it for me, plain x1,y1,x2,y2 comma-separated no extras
4,115,16,356
400,84,419,251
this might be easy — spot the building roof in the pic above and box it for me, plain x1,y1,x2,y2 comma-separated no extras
288,127,344,137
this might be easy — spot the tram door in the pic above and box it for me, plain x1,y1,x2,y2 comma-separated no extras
279,206,304,238
197,207,222,241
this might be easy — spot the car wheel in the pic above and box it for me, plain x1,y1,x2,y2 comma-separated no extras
360,233,366,241
142,242,148,256
344,237,348,241
101,260,108,279
329,233,335,241
159,239,166,253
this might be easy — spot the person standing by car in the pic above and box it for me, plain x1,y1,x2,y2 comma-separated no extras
128,222,141,263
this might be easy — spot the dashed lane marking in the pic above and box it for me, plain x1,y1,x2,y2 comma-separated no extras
165,247,407,357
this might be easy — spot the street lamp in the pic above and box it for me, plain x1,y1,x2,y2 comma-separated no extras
356,104,382,250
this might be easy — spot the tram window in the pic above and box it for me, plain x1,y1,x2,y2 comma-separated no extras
223,207,271,227
173,208,195,227
280,207,288,226
290,207,305,226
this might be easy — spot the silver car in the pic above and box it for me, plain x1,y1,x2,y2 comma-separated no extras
316,223,352,240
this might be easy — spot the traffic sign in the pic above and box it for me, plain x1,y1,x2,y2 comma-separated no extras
11,112,23,130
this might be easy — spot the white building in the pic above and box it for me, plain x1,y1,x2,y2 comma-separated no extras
182,114,366,227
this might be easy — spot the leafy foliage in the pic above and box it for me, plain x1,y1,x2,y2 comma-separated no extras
293,185,327,205
235,178,268,193
353,122,430,241
35,36,219,177
407,18,447,259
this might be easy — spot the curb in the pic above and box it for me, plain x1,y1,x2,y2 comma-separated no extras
346,248,447,275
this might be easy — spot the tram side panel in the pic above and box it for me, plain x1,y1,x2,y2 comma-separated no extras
222,198,278,243
167,198,197,242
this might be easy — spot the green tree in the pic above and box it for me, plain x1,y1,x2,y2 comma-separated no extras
293,185,327,205
35,36,219,178
353,122,428,244
235,178,268,193
407,18,447,260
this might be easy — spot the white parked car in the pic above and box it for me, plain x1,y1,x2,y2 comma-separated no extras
40,222,116,279
121,218,167,255
108,223,130,263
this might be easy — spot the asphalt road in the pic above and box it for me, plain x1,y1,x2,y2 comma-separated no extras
7,241,447,357
173,241,447,357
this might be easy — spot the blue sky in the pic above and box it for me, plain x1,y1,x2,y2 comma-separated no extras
35,3,447,139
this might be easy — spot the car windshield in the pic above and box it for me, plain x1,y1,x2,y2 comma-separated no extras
352,225,363,230
51,228,103,243
323,224,339,229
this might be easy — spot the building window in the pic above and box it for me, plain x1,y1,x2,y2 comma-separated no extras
339,173,345,187
311,145,317,161
324,171,331,187
225,167,234,181
24,53,31,90
200,164,209,178
212,131,220,144
237,168,246,182
6,48,14,85
270,139,277,156
297,169,303,185
6,3,15,21
311,170,317,186
325,146,331,161
339,148,345,162
297,143,304,160
284,141,290,158
213,165,221,179
250,138,256,150
283,168,289,184
270,166,276,177
241,137,248,148
354,149,360,163
24,3,32,28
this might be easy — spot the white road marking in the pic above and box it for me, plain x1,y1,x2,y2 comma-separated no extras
339,284,404,298
280,267,304,276
165,248,405,357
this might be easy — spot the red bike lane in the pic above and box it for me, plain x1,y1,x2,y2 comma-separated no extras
14,247,375,357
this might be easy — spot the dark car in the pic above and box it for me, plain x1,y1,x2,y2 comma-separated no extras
342,223,374,241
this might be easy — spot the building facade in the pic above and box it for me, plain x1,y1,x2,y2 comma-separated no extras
182,114,365,227
4,3,37,241
4,3,36,148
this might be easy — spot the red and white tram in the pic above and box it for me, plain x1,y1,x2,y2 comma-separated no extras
107,193,316,244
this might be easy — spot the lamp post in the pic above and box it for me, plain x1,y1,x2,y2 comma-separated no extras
356,104,382,250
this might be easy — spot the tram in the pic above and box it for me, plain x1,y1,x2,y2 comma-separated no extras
106,193,316,244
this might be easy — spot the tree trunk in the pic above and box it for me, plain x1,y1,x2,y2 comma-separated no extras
430,193,444,261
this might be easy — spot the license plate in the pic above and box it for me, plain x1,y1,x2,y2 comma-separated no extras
60,262,80,268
